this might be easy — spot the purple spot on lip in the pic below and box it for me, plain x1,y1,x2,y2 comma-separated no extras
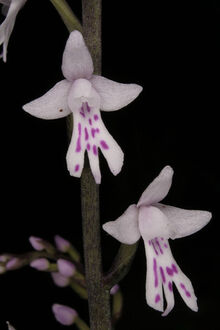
155,294,161,303
152,240,158,255
74,164,80,172
100,140,109,149
166,267,173,276
168,281,173,291
91,128,100,138
93,145,98,156
172,264,178,274
76,123,81,152
160,266,166,283
89,118,92,126
153,258,158,288
87,143,90,151
94,114,99,121
85,127,89,140
86,102,91,112
156,238,163,254
180,283,191,297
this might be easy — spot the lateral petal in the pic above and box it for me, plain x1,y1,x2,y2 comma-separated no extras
137,166,174,207
23,80,71,120
0,0,27,62
62,30,93,81
156,203,212,239
90,75,143,111
102,205,140,245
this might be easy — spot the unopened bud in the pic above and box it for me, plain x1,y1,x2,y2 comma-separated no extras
51,272,70,287
30,258,50,271
6,257,22,270
54,235,71,252
110,284,120,295
57,259,76,277
52,304,78,325
29,236,45,251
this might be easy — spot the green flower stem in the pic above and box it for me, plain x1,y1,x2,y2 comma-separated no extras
49,0,82,33
80,1,112,329
70,280,88,299
75,316,90,330
112,290,123,326
104,242,139,289
67,245,81,263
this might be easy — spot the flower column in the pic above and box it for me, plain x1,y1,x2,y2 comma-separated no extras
80,0,112,329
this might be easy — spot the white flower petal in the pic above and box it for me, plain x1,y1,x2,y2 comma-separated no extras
67,81,123,182
62,30,93,81
156,203,212,239
173,267,198,313
102,205,140,245
142,238,164,313
143,237,197,316
137,166,174,208
138,206,170,240
23,80,72,120
90,75,143,111
0,0,27,62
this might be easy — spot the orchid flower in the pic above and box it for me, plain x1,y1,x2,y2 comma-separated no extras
0,0,27,62
23,30,142,184
103,166,212,316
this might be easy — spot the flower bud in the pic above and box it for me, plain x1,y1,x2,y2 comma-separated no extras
30,258,50,271
110,284,120,295
54,235,71,252
29,236,45,251
57,259,76,277
52,304,78,325
51,272,70,287
6,257,22,270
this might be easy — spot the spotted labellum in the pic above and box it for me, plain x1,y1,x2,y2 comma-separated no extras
0,0,27,62
103,166,212,316
23,30,142,183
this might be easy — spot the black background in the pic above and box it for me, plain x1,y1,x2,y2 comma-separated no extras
0,0,219,329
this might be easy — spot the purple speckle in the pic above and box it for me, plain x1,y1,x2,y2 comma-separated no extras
160,266,166,283
164,243,168,248
180,283,191,297
86,102,91,112
87,143,91,151
89,118,92,126
84,127,89,140
93,145,98,156
74,164,80,172
155,294,161,303
156,238,163,254
76,123,81,152
172,264,178,274
168,281,173,292
91,128,100,138
166,267,173,276
100,140,109,150
148,240,152,246
152,240,159,255
153,258,158,288
94,114,99,121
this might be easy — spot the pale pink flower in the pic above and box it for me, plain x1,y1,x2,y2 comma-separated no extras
23,30,142,183
103,166,212,316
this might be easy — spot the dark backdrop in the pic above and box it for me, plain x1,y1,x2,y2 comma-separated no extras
0,0,219,329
